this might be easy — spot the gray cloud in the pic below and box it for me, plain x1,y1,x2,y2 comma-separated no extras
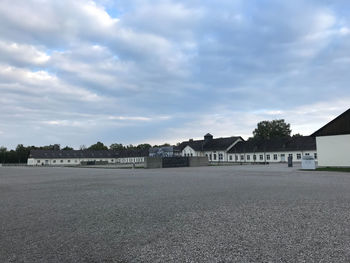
0,0,350,148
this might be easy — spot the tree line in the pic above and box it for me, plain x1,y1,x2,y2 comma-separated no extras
0,119,301,163
0,142,170,164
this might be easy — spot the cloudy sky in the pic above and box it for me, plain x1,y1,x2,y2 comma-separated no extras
1,0,350,149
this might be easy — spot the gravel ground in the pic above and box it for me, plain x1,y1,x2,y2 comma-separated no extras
1,164,350,262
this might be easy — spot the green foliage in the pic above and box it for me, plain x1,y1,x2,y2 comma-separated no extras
109,143,124,151
88,141,108,150
62,146,74,150
253,119,291,140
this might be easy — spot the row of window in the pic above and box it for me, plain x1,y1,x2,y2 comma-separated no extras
36,159,114,164
227,152,316,161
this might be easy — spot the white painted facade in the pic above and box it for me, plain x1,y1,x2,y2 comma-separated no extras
27,157,146,166
181,138,243,162
226,150,317,163
27,157,117,166
316,134,350,167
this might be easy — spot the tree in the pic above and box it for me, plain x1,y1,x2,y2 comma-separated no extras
109,143,124,151
136,143,151,151
88,141,108,150
292,133,303,137
62,146,74,150
253,119,291,140
79,145,87,150
15,144,30,163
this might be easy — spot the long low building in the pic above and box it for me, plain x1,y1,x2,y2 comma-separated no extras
27,149,148,166
179,133,316,163
227,136,317,163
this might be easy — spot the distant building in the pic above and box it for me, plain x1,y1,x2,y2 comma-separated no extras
312,108,350,167
179,133,243,162
149,146,180,157
27,149,148,166
227,136,316,163
179,133,316,163
27,150,118,166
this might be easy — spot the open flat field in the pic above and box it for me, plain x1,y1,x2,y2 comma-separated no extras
1,164,350,262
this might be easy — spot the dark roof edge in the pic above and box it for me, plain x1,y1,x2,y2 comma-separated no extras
311,108,350,137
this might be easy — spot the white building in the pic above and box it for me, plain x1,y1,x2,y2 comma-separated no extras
27,149,147,166
227,136,317,163
179,133,243,162
311,108,350,167
179,134,316,163
27,150,118,166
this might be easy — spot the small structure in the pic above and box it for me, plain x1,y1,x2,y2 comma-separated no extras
311,108,350,167
149,146,180,157
301,156,316,170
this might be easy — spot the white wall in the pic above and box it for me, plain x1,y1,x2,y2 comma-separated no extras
182,146,200,157
227,150,316,163
316,134,350,167
27,158,117,166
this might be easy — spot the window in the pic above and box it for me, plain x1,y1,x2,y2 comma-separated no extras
75,160,78,163
297,153,301,159
213,154,217,160
60,160,63,163
260,155,263,160
253,155,256,161
266,154,270,160
273,154,277,160
53,160,56,163
281,154,285,157
190,153,193,157
288,154,293,158
240,155,244,161
247,155,250,160
68,160,71,163
314,153,317,159
219,153,223,160
305,153,310,156
37,160,40,163
209,154,212,160
235,155,238,161
229,155,233,161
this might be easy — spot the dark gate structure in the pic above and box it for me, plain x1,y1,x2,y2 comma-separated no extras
162,157,189,168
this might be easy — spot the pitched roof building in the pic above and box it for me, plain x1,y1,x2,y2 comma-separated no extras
312,108,350,167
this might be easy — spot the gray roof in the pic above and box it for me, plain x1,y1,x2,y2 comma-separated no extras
29,150,119,159
179,136,242,152
312,108,350,137
228,136,316,154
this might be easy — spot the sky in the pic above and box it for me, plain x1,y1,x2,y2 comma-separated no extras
0,0,350,149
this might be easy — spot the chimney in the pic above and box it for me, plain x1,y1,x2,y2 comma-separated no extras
204,133,213,142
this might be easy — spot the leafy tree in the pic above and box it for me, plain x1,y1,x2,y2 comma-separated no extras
62,146,74,150
253,119,291,140
79,145,87,150
110,143,124,151
15,144,30,163
136,143,151,151
292,133,303,137
88,141,108,150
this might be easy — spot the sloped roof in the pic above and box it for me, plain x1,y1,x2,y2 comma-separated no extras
311,108,350,137
228,136,316,154
29,150,119,159
179,136,242,152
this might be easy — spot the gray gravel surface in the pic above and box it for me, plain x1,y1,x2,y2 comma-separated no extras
1,164,350,262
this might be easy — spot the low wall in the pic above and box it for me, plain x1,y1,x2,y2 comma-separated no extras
144,157,162,169
189,157,209,167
